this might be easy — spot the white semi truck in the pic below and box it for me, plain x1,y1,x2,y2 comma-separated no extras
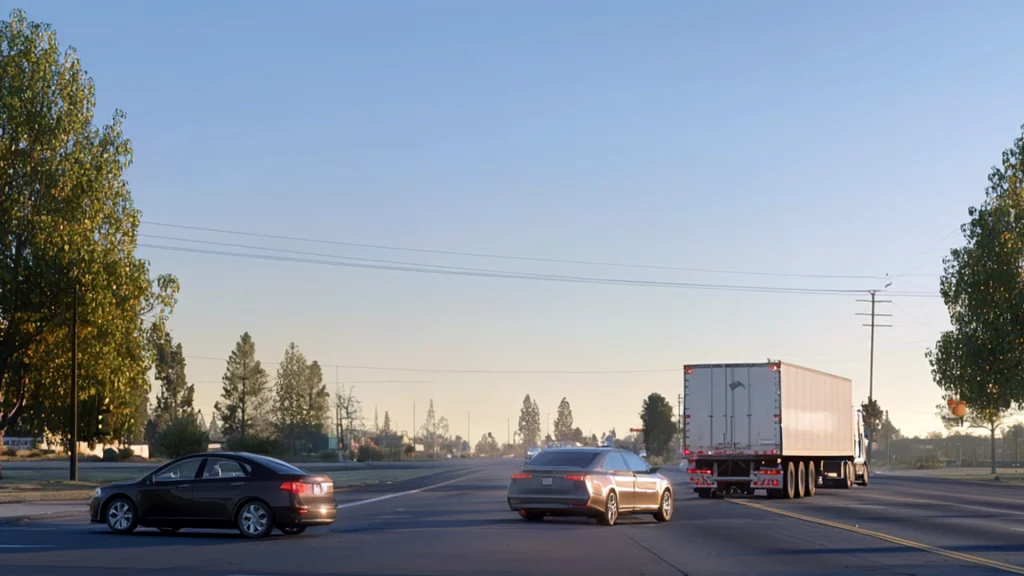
682,361,869,499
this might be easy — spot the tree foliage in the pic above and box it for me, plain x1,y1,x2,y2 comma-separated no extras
640,392,675,458
0,9,178,474
928,125,1024,432
419,399,449,457
214,332,272,440
475,432,499,457
553,397,573,442
275,343,330,453
150,326,194,431
154,415,207,459
517,394,541,448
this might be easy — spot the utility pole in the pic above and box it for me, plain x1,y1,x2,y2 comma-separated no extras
468,411,471,453
240,356,248,441
70,284,79,482
507,418,510,446
856,287,892,466
546,413,550,442
413,401,416,448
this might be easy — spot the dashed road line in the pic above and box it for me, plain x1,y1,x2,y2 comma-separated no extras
731,499,1024,574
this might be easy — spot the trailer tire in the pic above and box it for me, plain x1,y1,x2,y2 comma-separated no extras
805,460,816,497
796,461,806,498
856,464,869,487
840,461,853,489
784,461,797,499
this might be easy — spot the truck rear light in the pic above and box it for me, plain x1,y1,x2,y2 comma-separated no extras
772,480,779,487
686,468,712,475
564,474,587,482
769,364,779,371
683,449,691,456
280,481,307,494
684,366,693,374
761,469,781,476
511,473,532,480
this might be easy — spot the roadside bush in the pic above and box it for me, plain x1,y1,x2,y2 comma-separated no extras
403,444,415,456
102,447,120,462
155,417,207,459
357,445,384,462
118,447,135,461
226,435,281,456
318,450,338,462
2,447,16,457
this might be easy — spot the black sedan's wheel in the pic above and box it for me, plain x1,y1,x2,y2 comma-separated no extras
158,527,181,534
600,491,619,526
654,490,673,522
105,497,139,534
237,500,274,539
522,511,544,522
280,526,306,535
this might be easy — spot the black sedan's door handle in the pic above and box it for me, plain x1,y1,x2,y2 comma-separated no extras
230,482,245,487
173,484,191,490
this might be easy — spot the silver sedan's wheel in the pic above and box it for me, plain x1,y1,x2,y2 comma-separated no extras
600,491,618,526
237,501,274,539
105,498,138,534
654,490,673,522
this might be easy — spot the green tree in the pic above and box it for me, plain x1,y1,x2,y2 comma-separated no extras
553,397,573,442
517,394,541,448
928,125,1024,475
381,411,392,435
0,9,177,478
154,415,207,459
419,400,449,457
214,332,272,440
861,398,884,464
274,344,330,453
475,432,499,457
641,392,675,458
150,326,194,431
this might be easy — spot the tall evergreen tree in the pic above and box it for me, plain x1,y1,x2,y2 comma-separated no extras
553,397,574,442
150,326,194,430
214,332,272,439
517,394,541,448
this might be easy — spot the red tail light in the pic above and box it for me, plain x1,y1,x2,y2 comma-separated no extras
511,473,532,480
683,449,692,456
280,481,307,494
686,468,713,475
761,469,781,476
564,474,587,482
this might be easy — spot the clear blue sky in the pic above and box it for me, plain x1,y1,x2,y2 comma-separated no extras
8,0,1024,441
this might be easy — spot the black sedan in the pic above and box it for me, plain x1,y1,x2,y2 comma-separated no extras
89,451,337,538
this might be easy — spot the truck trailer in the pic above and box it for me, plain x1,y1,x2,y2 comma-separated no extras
682,361,868,499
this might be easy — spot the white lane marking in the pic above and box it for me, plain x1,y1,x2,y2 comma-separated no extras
336,470,485,509
0,544,55,548
863,493,1024,517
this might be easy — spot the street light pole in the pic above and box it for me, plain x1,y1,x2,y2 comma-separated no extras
70,284,79,482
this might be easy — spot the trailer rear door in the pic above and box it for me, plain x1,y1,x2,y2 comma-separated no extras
683,364,781,456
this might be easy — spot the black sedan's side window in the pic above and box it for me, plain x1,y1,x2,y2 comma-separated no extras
153,458,202,482
201,458,250,479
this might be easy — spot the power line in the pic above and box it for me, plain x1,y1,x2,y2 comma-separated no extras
141,220,895,281
138,242,939,298
183,355,680,374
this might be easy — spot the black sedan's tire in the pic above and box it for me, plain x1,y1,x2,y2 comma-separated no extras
599,491,619,526
104,497,139,534
654,490,673,522
280,526,306,535
236,500,275,539
523,512,544,522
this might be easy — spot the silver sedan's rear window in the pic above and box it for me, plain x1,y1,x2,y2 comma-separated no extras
527,451,598,468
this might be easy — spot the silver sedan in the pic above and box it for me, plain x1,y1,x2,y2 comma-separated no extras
506,447,674,526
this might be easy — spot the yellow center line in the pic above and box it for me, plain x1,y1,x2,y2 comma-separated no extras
730,499,1024,575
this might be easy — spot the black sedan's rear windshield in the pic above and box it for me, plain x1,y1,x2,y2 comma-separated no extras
248,454,307,475
528,451,598,468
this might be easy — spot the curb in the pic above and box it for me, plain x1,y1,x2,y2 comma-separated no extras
0,509,87,525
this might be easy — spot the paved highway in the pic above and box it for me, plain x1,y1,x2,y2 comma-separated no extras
1,460,1022,575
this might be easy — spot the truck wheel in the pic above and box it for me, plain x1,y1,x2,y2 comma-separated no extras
805,461,816,497
856,464,869,487
784,461,797,499
840,461,853,489
796,461,806,498
695,488,711,499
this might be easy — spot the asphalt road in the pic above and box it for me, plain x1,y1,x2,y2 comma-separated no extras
1,460,1023,575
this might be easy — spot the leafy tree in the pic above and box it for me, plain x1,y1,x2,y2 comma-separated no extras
214,332,272,440
928,125,1024,474
475,432,499,457
517,394,541,448
553,397,573,442
1006,423,1024,462
150,327,194,431
641,392,675,458
861,398,884,464
154,415,207,459
571,427,584,445
0,9,178,478
275,344,330,453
